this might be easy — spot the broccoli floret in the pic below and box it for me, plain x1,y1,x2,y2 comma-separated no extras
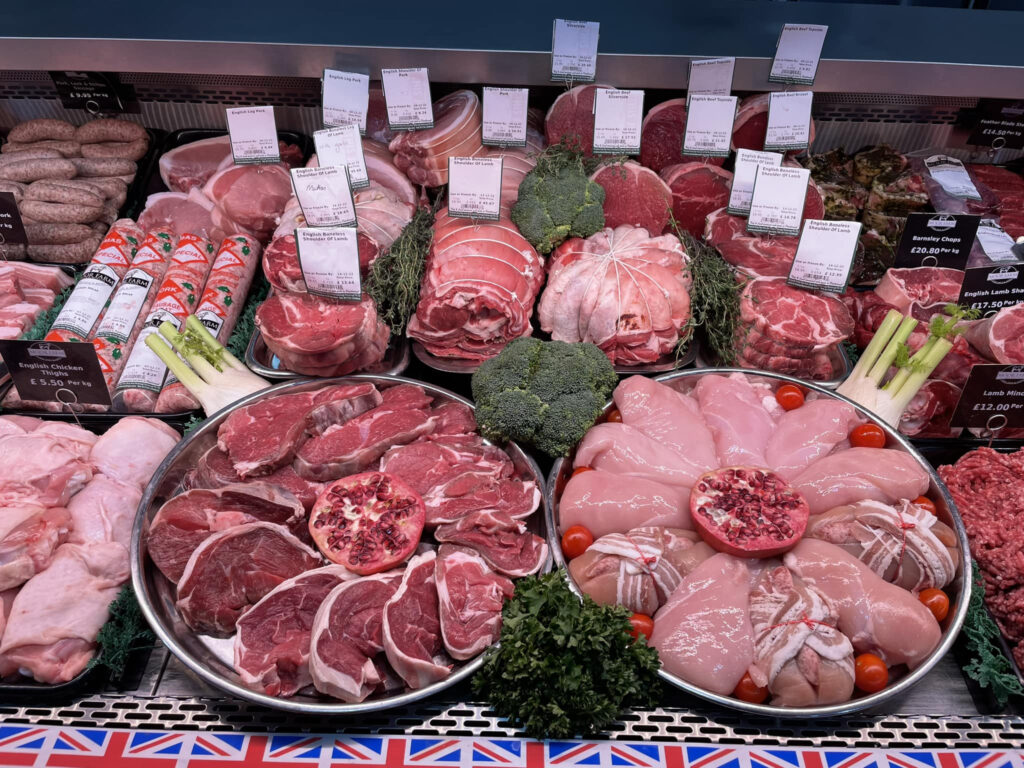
511,161,606,255
471,338,618,458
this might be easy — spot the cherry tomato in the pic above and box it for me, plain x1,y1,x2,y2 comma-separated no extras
628,613,655,641
732,672,769,704
775,384,805,411
854,653,889,694
850,423,886,449
913,496,937,515
572,466,594,478
607,409,623,423
919,588,950,622
561,525,594,560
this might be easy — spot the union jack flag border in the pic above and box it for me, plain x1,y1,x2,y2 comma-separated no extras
0,726,1018,768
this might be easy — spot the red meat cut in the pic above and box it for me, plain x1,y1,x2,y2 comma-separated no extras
233,565,355,697
739,277,855,351
544,84,612,156
435,544,514,660
263,234,379,293
434,510,548,577
308,571,402,702
965,305,1024,364
718,236,799,278
254,292,390,377
590,161,673,235
147,483,307,583
732,93,817,154
366,86,396,146
202,164,293,242
217,383,382,478
187,445,324,511
900,379,962,438
176,522,321,636
381,550,452,688
430,402,477,435
661,163,733,238
639,99,726,174
874,267,965,315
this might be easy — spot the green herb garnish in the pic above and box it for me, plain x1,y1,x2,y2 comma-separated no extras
473,571,661,739
962,561,1024,706
226,275,269,360
89,586,154,681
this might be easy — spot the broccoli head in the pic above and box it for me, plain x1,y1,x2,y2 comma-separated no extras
472,338,617,457
511,164,606,255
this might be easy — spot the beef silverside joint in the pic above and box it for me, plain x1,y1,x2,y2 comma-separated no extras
112,232,217,413
90,229,177,408
154,233,262,414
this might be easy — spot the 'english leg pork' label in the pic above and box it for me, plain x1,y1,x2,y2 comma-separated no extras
322,69,370,133
226,106,281,165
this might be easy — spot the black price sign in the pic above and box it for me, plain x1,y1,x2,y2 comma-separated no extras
0,340,111,407
967,100,1024,151
894,212,980,270
952,364,1024,432
0,193,27,247
958,264,1024,316
48,71,139,114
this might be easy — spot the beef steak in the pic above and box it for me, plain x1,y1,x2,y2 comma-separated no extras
435,544,513,660
434,509,548,577
640,99,726,174
661,162,733,239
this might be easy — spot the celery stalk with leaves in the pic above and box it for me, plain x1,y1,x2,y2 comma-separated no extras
145,314,270,417
837,303,978,427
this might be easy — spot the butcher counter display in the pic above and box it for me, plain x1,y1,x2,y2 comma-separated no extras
2,55,1024,741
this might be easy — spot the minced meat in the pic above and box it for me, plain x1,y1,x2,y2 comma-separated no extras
939,447,1024,666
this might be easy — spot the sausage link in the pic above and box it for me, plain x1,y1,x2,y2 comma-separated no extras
20,199,103,224
81,139,148,161
7,119,76,143
74,176,126,200
26,180,104,207
0,158,77,183
1,140,82,157
25,222,94,245
69,157,136,177
27,235,103,264
74,119,147,144
0,148,63,167
0,181,26,202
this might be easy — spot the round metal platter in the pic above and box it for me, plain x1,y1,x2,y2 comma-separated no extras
545,367,971,719
131,374,549,714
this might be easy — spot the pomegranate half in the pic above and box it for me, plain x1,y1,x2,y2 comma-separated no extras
689,466,809,558
309,471,426,575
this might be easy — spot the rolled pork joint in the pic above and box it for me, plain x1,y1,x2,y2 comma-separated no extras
388,90,482,187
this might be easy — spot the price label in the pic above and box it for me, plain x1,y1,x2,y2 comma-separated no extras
551,19,600,82
0,340,111,407
482,87,529,147
787,219,862,293
448,157,503,221
764,91,813,152
0,192,27,248
295,227,362,301
381,68,433,131
958,264,1024,316
226,106,280,164
894,212,980,269
592,89,644,155
290,166,358,228
952,364,1024,432
769,24,828,86
976,219,1019,263
314,125,370,190
687,57,735,103
682,95,737,158
322,69,370,132
747,164,809,237
48,71,139,114
727,149,783,216
925,155,982,201
967,100,1024,151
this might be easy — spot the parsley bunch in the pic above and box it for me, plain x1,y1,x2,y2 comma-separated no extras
473,571,661,739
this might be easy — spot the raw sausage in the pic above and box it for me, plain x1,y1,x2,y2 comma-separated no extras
79,177,127,199
19,200,103,224
81,139,148,162
69,157,136,178
25,222,94,245
0,158,77,183
26,180,104,207
0,181,26,202
0,148,62,166
1,140,81,157
154,233,262,413
7,119,76,143
26,236,103,264
74,119,147,144
114,232,216,413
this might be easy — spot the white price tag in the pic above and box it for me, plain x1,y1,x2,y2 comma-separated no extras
322,69,370,132
290,166,358,228
448,157,503,221
295,227,362,301
551,19,600,82
314,126,370,190
787,219,862,292
682,95,737,158
727,149,783,216
482,87,529,147
226,106,280,165
764,91,813,152
926,155,983,201
381,68,433,131
687,57,735,103
747,164,810,237
592,89,644,155
769,24,828,85
977,219,1019,263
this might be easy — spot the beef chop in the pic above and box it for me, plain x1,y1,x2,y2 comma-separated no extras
233,565,355,697
590,161,673,235
434,510,548,577
187,445,324,511
176,522,321,636
435,544,513,660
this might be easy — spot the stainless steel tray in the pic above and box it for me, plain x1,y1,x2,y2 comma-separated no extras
546,367,971,719
131,374,549,714
694,343,852,390
246,326,410,379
